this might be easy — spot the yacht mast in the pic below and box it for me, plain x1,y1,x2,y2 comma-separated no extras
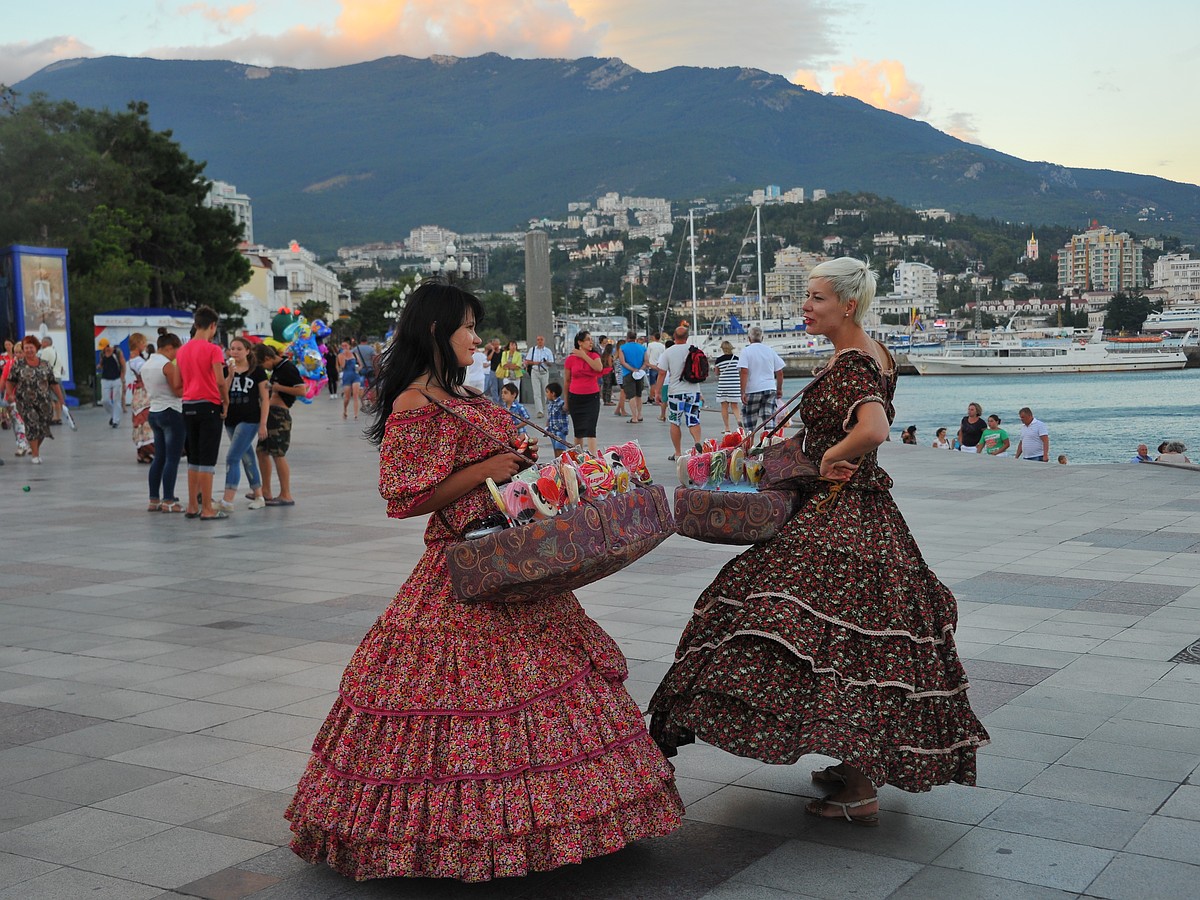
689,209,698,331
755,201,764,320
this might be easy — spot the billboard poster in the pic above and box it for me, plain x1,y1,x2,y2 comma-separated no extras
4,245,73,388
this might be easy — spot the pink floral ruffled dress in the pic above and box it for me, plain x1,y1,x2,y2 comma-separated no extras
287,395,683,882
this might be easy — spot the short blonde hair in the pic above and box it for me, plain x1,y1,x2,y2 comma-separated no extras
809,257,877,325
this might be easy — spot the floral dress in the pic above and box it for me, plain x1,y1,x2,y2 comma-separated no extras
648,349,989,791
287,395,683,882
7,359,56,443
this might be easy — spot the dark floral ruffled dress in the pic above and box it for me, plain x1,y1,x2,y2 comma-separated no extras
287,395,683,882
649,349,989,791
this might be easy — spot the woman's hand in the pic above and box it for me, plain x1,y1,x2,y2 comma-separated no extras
820,454,859,482
476,452,527,484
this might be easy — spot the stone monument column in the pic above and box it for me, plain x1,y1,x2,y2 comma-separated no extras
524,230,553,351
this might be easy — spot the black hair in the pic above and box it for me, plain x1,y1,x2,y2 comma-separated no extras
193,305,219,330
365,281,483,446
573,330,591,349
156,332,181,350
546,382,562,398
500,383,519,397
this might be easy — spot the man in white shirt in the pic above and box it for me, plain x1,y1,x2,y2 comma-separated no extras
465,348,487,393
738,326,785,433
653,327,703,460
1014,407,1050,461
36,336,65,423
645,332,667,406
524,335,554,417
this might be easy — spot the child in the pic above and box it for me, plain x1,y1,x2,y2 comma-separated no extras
500,382,529,435
545,381,569,452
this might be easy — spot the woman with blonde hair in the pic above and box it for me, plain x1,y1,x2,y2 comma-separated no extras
651,257,988,827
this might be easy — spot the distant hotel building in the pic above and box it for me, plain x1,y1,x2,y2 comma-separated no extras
1151,253,1200,304
206,180,253,244
1057,224,1144,293
765,248,827,300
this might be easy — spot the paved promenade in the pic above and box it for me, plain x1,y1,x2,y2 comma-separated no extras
2,396,1199,899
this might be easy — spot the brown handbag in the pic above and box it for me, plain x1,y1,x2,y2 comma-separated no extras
419,391,673,603
673,486,802,546
747,367,832,493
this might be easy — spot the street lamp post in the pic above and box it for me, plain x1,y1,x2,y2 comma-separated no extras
428,243,473,285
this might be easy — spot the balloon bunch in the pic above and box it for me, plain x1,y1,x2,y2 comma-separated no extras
282,317,328,401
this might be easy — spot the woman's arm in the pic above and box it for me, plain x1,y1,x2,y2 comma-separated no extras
820,402,890,482
164,360,183,396
574,349,603,372
562,363,572,411
404,452,532,518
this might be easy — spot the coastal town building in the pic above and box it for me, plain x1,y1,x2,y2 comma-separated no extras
1151,252,1200,304
407,225,460,257
1026,231,1039,262
235,242,346,336
1057,223,1145,293
205,180,254,244
765,247,827,299
893,261,938,302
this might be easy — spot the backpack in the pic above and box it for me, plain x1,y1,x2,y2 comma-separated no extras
682,345,709,383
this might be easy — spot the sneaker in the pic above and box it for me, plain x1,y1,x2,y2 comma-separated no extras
217,499,236,513
31,456,41,464
247,496,266,510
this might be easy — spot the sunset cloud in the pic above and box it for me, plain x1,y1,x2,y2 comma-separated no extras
790,68,823,91
180,3,257,35
831,58,926,118
151,0,602,70
0,36,93,86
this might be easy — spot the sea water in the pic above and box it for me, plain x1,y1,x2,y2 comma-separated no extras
767,370,1197,465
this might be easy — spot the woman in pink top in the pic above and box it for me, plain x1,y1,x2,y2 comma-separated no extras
562,330,609,454
175,306,230,519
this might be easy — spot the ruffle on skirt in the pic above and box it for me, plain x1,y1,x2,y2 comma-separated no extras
648,488,990,792
287,588,682,881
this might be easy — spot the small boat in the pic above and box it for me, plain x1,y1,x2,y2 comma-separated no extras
912,328,1190,375
1107,335,1163,344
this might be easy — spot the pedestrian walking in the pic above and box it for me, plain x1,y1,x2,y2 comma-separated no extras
739,326,785,433
253,343,306,506
97,339,126,428
1015,407,1050,461
654,327,704,460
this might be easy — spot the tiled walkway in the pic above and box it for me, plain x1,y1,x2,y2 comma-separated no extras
2,398,1199,899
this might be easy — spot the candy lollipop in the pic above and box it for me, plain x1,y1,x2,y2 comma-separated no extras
728,446,745,483
530,476,562,517
607,440,653,485
578,455,616,497
677,454,692,487
721,430,745,449
485,477,509,517
560,460,581,506
686,452,712,488
706,450,728,488
744,457,764,485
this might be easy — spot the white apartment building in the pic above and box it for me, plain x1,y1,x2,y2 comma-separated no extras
781,188,805,204
1151,253,1200,304
237,242,345,333
811,189,827,201
872,232,901,249
893,261,938,302
205,180,253,244
1057,224,1144,292
765,248,827,299
407,225,460,257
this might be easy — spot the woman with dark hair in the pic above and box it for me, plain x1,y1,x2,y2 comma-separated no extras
142,330,184,511
218,336,269,511
3,335,64,464
288,282,682,882
562,330,609,454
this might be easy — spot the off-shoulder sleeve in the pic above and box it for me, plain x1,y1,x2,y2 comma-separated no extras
834,352,888,433
378,406,460,518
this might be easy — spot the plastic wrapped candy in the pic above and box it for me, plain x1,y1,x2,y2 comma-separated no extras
728,446,745,483
686,452,712,488
744,457,765,485
706,450,728,489
559,460,581,506
578,455,616,498
604,440,653,486
721,430,745,450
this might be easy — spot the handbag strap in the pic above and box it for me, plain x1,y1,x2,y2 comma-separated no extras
417,390,538,466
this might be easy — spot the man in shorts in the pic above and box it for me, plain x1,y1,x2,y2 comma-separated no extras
653,326,703,460
254,344,307,505
616,330,647,423
645,331,666,406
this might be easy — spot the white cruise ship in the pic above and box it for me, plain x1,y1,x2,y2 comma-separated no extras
1143,305,1200,332
912,328,1190,375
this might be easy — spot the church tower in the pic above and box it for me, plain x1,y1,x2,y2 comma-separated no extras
1026,231,1039,262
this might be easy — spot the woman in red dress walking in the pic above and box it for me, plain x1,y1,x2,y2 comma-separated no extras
649,258,989,826
287,282,682,881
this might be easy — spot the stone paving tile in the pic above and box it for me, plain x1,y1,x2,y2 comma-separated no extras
73,826,275,890
1123,815,1200,866
0,787,78,833
0,867,164,900
1085,852,1200,900
0,706,105,745
1158,785,1200,822
186,791,295,846
95,775,274,826
730,841,923,899
888,866,1079,900
174,867,282,899
0,851,59,888
0,746,90,786
1,807,172,864
25,720,179,758
1019,764,1179,813
10,757,178,805
931,827,1115,892
980,793,1150,850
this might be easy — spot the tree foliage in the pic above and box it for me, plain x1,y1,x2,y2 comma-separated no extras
1103,293,1160,334
0,91,250,386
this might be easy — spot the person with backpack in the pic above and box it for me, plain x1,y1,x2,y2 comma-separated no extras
653,326,705,461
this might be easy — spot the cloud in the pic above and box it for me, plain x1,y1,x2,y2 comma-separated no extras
0,36,94,85
150,0,603,70
830,58,926,118
943,111,982,144
180,3,258,35
790,68,823,91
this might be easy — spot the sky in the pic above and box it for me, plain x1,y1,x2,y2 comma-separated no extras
4,0,1198,187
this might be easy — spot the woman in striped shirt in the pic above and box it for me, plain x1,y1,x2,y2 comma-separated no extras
713,340,741,433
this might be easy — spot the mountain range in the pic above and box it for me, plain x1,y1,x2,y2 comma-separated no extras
15,54,1200,252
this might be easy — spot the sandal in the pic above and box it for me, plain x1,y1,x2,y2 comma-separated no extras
199,510,229,520
160,502,184,513
185,510,201,519
147,501,161,512
804,796,879,827
811,764,848,787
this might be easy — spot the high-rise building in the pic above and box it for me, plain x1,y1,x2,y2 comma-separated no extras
206,180,253,244
765,248,826,299
893,261,938,302
1057,224,1144,293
